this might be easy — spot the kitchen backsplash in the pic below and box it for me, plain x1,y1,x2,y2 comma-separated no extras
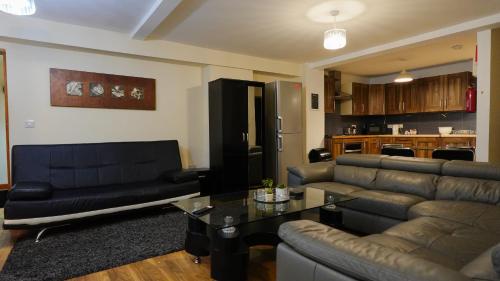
325,112,476,136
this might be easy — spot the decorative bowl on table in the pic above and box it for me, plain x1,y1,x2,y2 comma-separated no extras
253,188,290,203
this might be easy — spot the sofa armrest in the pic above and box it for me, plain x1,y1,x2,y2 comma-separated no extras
287,161,335,186
278,220,470,281
8,182,52,201
162,170,199,184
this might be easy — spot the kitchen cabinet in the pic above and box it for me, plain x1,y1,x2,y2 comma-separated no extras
368,84,385,115
367,138,381,154
445,72,471,111
393,137,415,148
385,83,404,115
401,81,421,113
421,75,445,112
415,138,440,158
352,83,369,115
340,71,474,116
328,135,476,160
324,73,336,113
441,137,475,148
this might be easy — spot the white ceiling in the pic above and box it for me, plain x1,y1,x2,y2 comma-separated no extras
332,31,477,76
27,0,500,65
32,0,157,33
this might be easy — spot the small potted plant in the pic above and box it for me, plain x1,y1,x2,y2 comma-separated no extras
262,178,275,201
275,183,289,200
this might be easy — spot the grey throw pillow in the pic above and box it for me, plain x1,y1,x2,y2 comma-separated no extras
492,244,500,276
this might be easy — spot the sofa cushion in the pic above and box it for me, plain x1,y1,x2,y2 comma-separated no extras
442,160,500,181
162,170,198,184
460,244,500,281
437,176,500,205
8,182,52,201
375,170,438,199
334,165,377,189
278,220,470,281
304,182,364,195
4,180,200,220
493,244,500,276
364,234,462,270
335,154,387,168
409,200,500,234
381,157,446,174
344,190,425,220
384,216,500,266
287,161,335,185
11,141,183,189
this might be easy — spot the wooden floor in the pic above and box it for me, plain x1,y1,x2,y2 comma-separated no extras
0,212,276,281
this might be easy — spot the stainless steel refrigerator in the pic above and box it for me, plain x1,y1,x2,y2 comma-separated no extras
265,81,304,184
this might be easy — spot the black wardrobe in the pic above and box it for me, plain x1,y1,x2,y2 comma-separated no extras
209,78,266,193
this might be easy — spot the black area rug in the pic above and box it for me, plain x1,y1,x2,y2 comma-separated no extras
0,209,187,281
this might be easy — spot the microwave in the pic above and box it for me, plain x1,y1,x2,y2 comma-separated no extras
366,123,388,135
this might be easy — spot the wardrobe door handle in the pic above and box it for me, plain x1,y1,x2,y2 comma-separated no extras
242,132,246,142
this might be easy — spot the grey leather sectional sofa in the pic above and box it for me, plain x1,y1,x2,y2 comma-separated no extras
278,154,500,281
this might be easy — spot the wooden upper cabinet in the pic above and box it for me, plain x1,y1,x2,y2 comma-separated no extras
444,72,471,111
385,83,403,115
368,84,385,115
324,74,335,113
421,76,445,112
401,81,421,113
352,82,369,115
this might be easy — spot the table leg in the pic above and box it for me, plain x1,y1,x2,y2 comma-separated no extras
210,228,249,281
185,216,209,263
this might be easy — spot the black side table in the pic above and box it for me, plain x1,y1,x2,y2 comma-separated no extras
185,168,213,196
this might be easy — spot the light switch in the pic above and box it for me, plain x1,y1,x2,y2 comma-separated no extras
24,120,35,128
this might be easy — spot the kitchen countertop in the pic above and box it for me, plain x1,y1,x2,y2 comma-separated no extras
331,134,476,139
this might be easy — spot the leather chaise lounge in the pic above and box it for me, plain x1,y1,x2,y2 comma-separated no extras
3,140,200,229
279,154,500,281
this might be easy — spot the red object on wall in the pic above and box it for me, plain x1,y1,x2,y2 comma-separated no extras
465,86,477,113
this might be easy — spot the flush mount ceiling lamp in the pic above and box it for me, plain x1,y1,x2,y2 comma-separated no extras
394,70,414,83
0,0,36,16
324,10,347,50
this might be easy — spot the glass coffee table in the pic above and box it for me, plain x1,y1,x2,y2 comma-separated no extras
173,187,356,281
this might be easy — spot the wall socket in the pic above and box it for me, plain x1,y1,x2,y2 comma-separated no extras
24,120,35,128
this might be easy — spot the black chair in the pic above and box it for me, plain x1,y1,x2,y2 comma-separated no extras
381,147,415,157
432,148,475,161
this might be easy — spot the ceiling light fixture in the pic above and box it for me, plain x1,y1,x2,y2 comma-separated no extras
324,10,346,50
0,0,36,16
394,70,414,83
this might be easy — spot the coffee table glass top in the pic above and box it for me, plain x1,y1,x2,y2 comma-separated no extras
173,187,356,230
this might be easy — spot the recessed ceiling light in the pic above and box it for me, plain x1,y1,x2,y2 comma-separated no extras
307,0,365,23
451,44,463,50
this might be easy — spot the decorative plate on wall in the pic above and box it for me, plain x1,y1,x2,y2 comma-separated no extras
50,68,156,110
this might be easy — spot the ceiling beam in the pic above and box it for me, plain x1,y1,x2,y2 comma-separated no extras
308,12,500,70
131,0,183,40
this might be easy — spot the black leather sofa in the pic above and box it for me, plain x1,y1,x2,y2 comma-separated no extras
3,140,200,229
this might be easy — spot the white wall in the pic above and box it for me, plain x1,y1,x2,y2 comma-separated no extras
369,60,473,84
3,41,203,168
476,30,491,162
302,66,324,159
0,56,6,183
253,71,301,83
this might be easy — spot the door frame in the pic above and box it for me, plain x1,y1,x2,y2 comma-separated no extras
0,49,11,189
